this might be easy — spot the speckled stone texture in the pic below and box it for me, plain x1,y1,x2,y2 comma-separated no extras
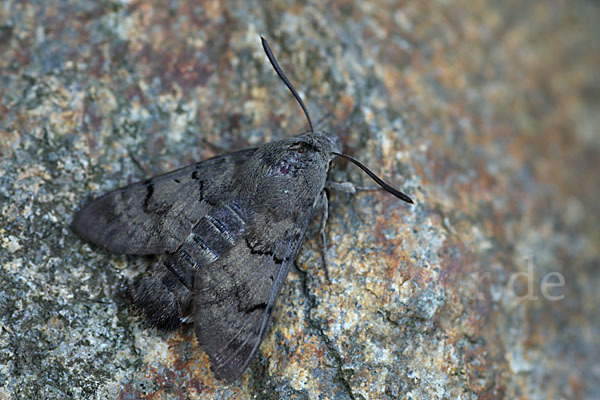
1,0,598,399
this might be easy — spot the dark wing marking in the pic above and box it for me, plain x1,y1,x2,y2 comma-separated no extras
193,211,312,382
71,149,255,255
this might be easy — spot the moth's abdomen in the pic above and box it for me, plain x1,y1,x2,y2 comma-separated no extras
128,202,249,330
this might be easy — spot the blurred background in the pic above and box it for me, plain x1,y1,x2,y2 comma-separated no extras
0,0,598,398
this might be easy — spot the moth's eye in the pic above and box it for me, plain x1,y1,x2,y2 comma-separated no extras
268,160,293,176
279,163,291,175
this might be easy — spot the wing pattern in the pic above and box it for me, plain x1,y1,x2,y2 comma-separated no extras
71,149,254,255
193,210,312,381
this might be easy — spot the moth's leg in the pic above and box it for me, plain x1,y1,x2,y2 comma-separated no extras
326,181,381,194
318,190,332,283
318,182,379,283
293,259,307,274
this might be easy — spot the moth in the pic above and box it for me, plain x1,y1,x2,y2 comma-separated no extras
72,37,413,382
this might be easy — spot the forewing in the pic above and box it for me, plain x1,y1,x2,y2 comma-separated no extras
193,211,312,382
71,149,255,255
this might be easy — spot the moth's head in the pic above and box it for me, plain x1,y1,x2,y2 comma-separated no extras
314,130,343,157
302,130,342,159
238,133,335,206
257,131,337,178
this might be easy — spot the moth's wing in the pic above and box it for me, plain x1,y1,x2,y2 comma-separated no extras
193,210,313,382
71,149,255,255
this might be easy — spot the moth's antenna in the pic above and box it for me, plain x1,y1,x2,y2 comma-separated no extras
332,152,414,204
261,36,314,133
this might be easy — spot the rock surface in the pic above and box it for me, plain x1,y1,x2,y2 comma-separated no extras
1,0,598,399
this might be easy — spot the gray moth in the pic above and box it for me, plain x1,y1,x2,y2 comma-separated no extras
71,37,413,382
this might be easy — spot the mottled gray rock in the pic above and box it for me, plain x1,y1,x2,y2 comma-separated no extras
1,0,599,399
